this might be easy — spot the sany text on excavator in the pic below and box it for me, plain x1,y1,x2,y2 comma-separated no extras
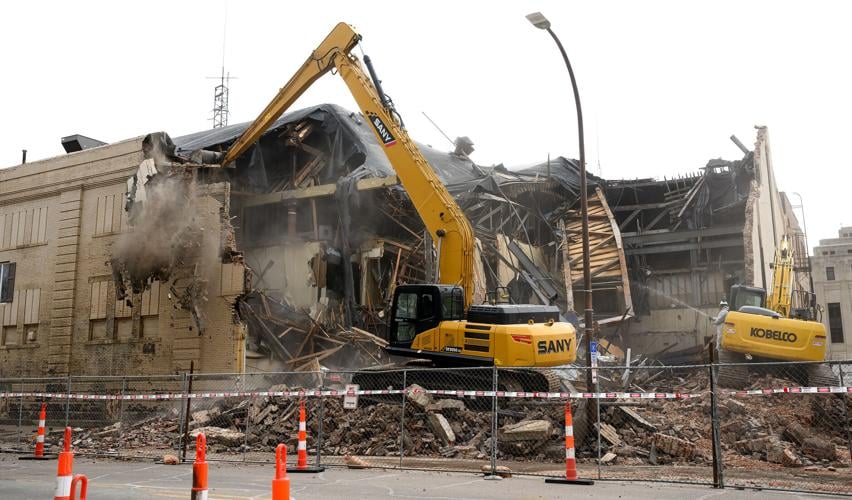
211,23,578,390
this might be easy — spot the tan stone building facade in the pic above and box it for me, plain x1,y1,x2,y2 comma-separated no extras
813,227,852,360
0,137,244,377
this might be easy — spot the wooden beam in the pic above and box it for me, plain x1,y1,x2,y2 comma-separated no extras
619,209,641,231
378,207,422,240
243,175,399,207
573,257,621,285
613,200,677,212
569,235,614,267
644,207,670,231
675,176,706,220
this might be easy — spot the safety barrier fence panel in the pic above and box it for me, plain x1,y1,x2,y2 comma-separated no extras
493,365,715,485
118,375,187,461
0,359,849,495
715,360,851,495
367,366,495,474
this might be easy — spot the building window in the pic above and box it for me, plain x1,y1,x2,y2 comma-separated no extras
93,192,128,236
826,266,836,281
827,303,844,344
0,262,16,303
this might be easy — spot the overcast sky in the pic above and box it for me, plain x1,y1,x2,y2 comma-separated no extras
1,1,849,250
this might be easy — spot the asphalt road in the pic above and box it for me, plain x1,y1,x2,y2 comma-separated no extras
0,456,837,499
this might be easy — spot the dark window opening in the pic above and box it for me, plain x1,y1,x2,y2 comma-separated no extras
826,266,836,281
828,303,844,344
0,262,16,303
440,287,464,320
394,292,418,342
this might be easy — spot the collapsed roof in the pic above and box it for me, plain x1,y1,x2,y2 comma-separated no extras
172,103,601,196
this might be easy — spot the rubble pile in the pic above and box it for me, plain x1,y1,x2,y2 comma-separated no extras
237,292,391,373
72,408,181,453
70,374,849,473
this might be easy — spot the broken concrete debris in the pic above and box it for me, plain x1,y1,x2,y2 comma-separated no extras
653,432,696,459
190,426,245,447
67,370,848,475
405,384,432,411
427,413,455,446
480,464,513,478
499,420,553,443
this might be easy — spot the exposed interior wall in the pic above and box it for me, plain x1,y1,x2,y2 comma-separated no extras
748,126,788,290
625,307,717,355
245,242,321,309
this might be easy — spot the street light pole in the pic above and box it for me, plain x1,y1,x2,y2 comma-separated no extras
526,12,595,390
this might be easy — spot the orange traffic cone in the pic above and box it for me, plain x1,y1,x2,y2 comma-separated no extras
272,443,291,500
544,401,594,486
191,433,209,500
54,427,75,500
70,474,88,500
20,402,55,460
287,399,324,473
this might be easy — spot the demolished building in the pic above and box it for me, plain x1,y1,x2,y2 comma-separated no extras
0,105,800,376
604,127,808,361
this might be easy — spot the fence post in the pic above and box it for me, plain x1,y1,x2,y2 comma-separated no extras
596,384,602,480
180,361,195,462
177,371,188,462
64,376,72,427
17,381,24,450
243,375,252,463
399,370,407,468
708,348,724,488
486,366,499,479
118,377,127,458
838,362,852,463
316,373,325,469
118,377,127,425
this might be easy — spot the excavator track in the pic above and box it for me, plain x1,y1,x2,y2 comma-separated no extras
715,349,750,389
806,364,840,387
715,350,839,388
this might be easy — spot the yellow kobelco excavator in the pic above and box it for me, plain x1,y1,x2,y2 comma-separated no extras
717,235,835,387
210,23,577,391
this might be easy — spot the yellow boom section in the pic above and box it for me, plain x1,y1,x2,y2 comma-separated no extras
766,235,793,318
219,23,475,307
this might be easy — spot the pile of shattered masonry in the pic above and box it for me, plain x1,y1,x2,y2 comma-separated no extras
70,371,849,472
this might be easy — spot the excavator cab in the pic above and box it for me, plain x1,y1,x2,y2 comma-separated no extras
389,284,463,347
728,284,766,311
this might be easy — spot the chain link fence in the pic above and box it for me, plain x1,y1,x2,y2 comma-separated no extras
1,360,849,494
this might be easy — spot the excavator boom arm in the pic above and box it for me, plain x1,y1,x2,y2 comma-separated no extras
220,24,361,167
220,23,475,307
766,235,793,317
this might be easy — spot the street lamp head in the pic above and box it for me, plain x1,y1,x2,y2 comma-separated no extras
526,12,551,30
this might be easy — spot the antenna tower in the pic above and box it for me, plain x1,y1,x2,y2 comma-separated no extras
209,1,234,128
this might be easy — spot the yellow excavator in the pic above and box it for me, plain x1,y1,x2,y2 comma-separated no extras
717,235,834,387
213,23,578,391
